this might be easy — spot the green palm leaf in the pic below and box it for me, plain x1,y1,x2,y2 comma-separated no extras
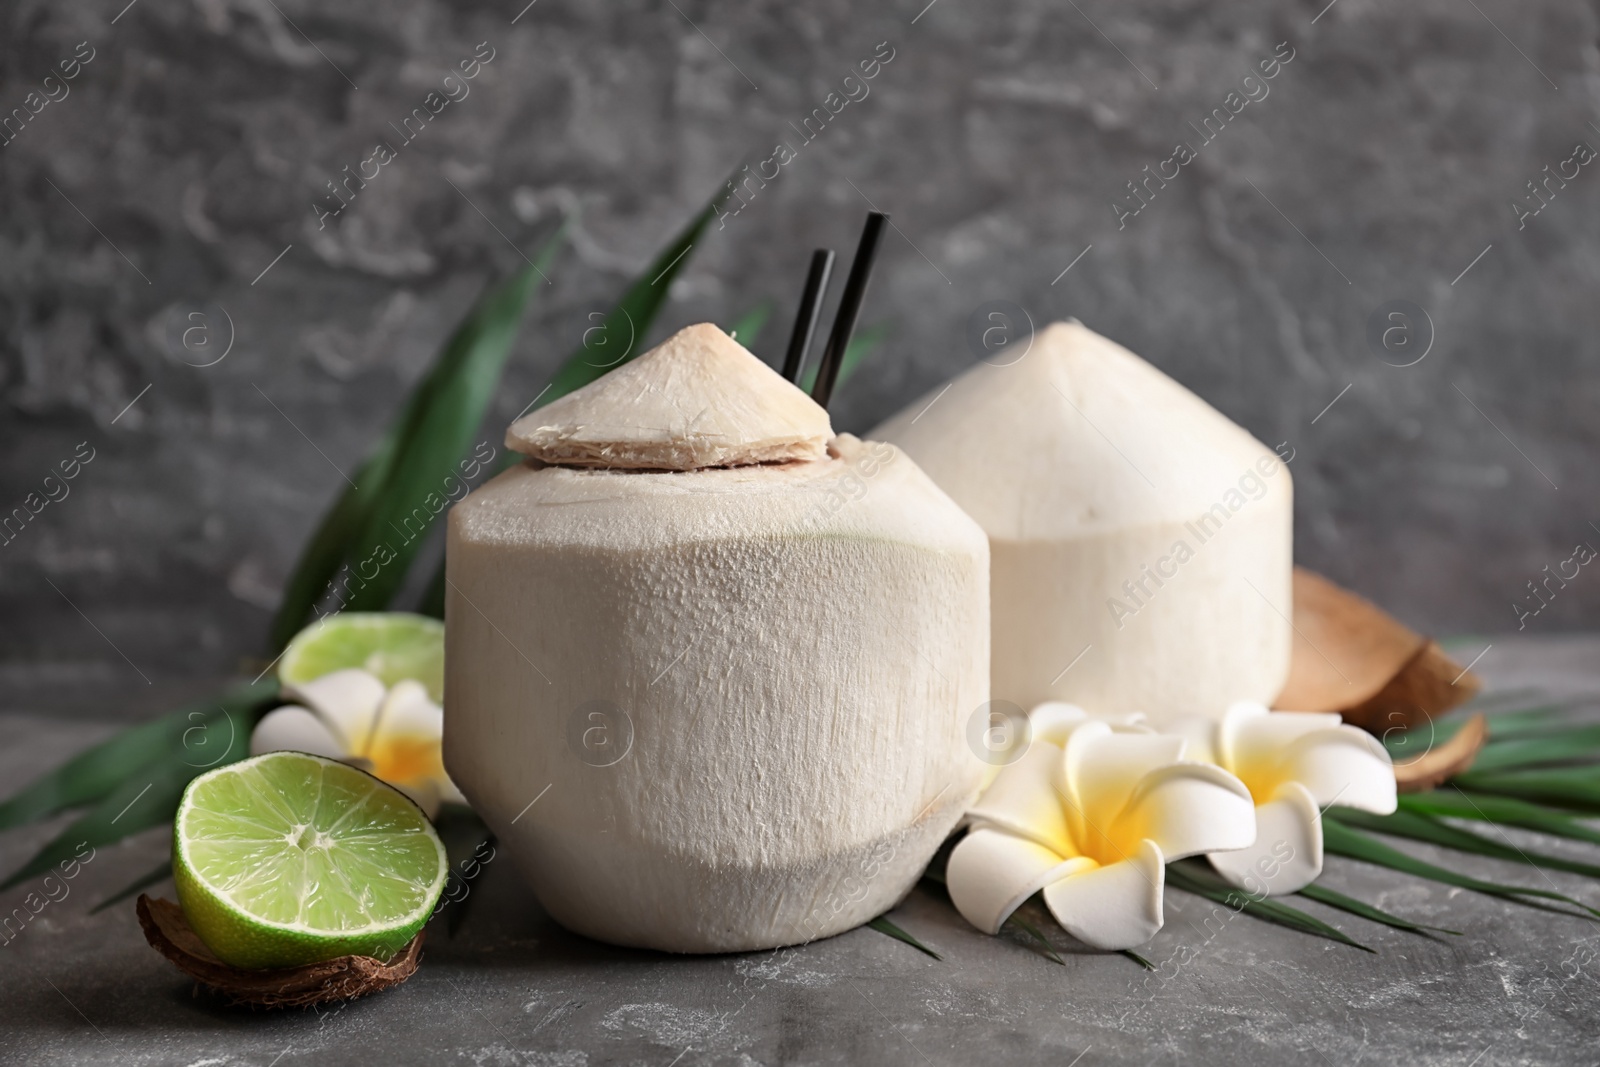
266,445,399,653
268,225,567,646
1004,910,1066,965
0,680,275,833
414,191,730,619
1164,859,1372,951
798,322,890,394
727,302,774,351
1452,767,1600,812
327,229,570,619
1469,725,1600,773
540,196,726,403
1,698,261,890
1382,705,1576,762
1399,789,1600,847
1295,882,1459,936
1328,807,1600,881
1321,818,1600,919
866,916,942,959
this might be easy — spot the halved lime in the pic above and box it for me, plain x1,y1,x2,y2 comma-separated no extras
279,612,445,702
173,751,448,969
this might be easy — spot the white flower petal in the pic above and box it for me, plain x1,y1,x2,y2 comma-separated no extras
1280,726,1397,814
372,679,443,745
1042,838,1166,950
250,706,346,760
946,828,1093,935
969,741,1073,855
1220,701,1342,784
1027,702,1090,746
1118,762,1257,860
367,678,463,804
282,668,386,751
1031,702,1152,744
1165,715,1221,766
1063,725,1185,842
1208,781,1323,896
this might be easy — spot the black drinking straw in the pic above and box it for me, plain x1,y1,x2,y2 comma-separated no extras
781,249,835,384
810,212,888,411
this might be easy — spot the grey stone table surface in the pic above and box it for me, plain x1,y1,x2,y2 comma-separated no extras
4,635,1600,1067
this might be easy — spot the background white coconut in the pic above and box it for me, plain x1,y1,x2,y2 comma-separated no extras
872,320,1291,723
446,325,989,953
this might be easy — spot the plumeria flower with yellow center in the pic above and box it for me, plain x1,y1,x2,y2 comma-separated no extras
947,704,1256,950
250,669,463,818
1173,701,1396,897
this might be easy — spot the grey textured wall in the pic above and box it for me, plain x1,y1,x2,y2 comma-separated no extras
3,0,1597,715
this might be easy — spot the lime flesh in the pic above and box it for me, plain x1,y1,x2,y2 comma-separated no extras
279,612,445,702
174,751,448,969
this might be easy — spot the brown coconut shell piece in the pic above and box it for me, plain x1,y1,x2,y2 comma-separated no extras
1392,713,1489,793
137,895,423,1009
1273,567,1481,734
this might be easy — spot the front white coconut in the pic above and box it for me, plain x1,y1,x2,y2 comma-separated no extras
872,320,1291,723
445,326,989,953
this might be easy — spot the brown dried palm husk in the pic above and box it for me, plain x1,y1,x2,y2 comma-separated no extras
137,895,423,1009
1274,567,1481,734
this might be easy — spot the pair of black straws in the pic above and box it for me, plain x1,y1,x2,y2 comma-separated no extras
779,211,888,411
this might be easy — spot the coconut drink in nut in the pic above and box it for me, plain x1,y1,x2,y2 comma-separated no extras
444,322,989,953
873,320,1292,724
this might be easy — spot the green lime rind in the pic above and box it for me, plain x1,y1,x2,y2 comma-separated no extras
174,751,448,970
279,613,445,702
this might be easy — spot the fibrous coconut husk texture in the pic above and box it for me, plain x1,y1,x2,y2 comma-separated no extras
137,896,423,1009
1275,567,1481,735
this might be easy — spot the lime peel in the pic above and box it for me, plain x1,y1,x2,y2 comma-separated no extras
174,751,448,969
279,613,445,703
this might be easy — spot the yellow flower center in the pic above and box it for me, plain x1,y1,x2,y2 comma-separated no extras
364,731,445,790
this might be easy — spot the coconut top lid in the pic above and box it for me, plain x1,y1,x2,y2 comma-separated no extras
506,323,833,470
870,320,1288,538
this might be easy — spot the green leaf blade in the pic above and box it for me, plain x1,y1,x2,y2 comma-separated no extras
1328,806,1600,882
1,693,269,891
1003,911,1065,965
1295,882,1460,936
267,444,399,652
726,301,774,352
417,188,730,619
0,680,275,832
1469,724,1600,773
341,232,568,615
866,915,942,960
269,225,567,642
1453,767,1600,812
799,322,890,394
1399,789,1600,847
1321,818,1600,919
1165,860,1373,952
540,197,723,404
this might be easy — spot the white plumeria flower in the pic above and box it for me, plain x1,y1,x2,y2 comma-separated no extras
1173,701,1396,897
250,668,463,818
948,704,1256,950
